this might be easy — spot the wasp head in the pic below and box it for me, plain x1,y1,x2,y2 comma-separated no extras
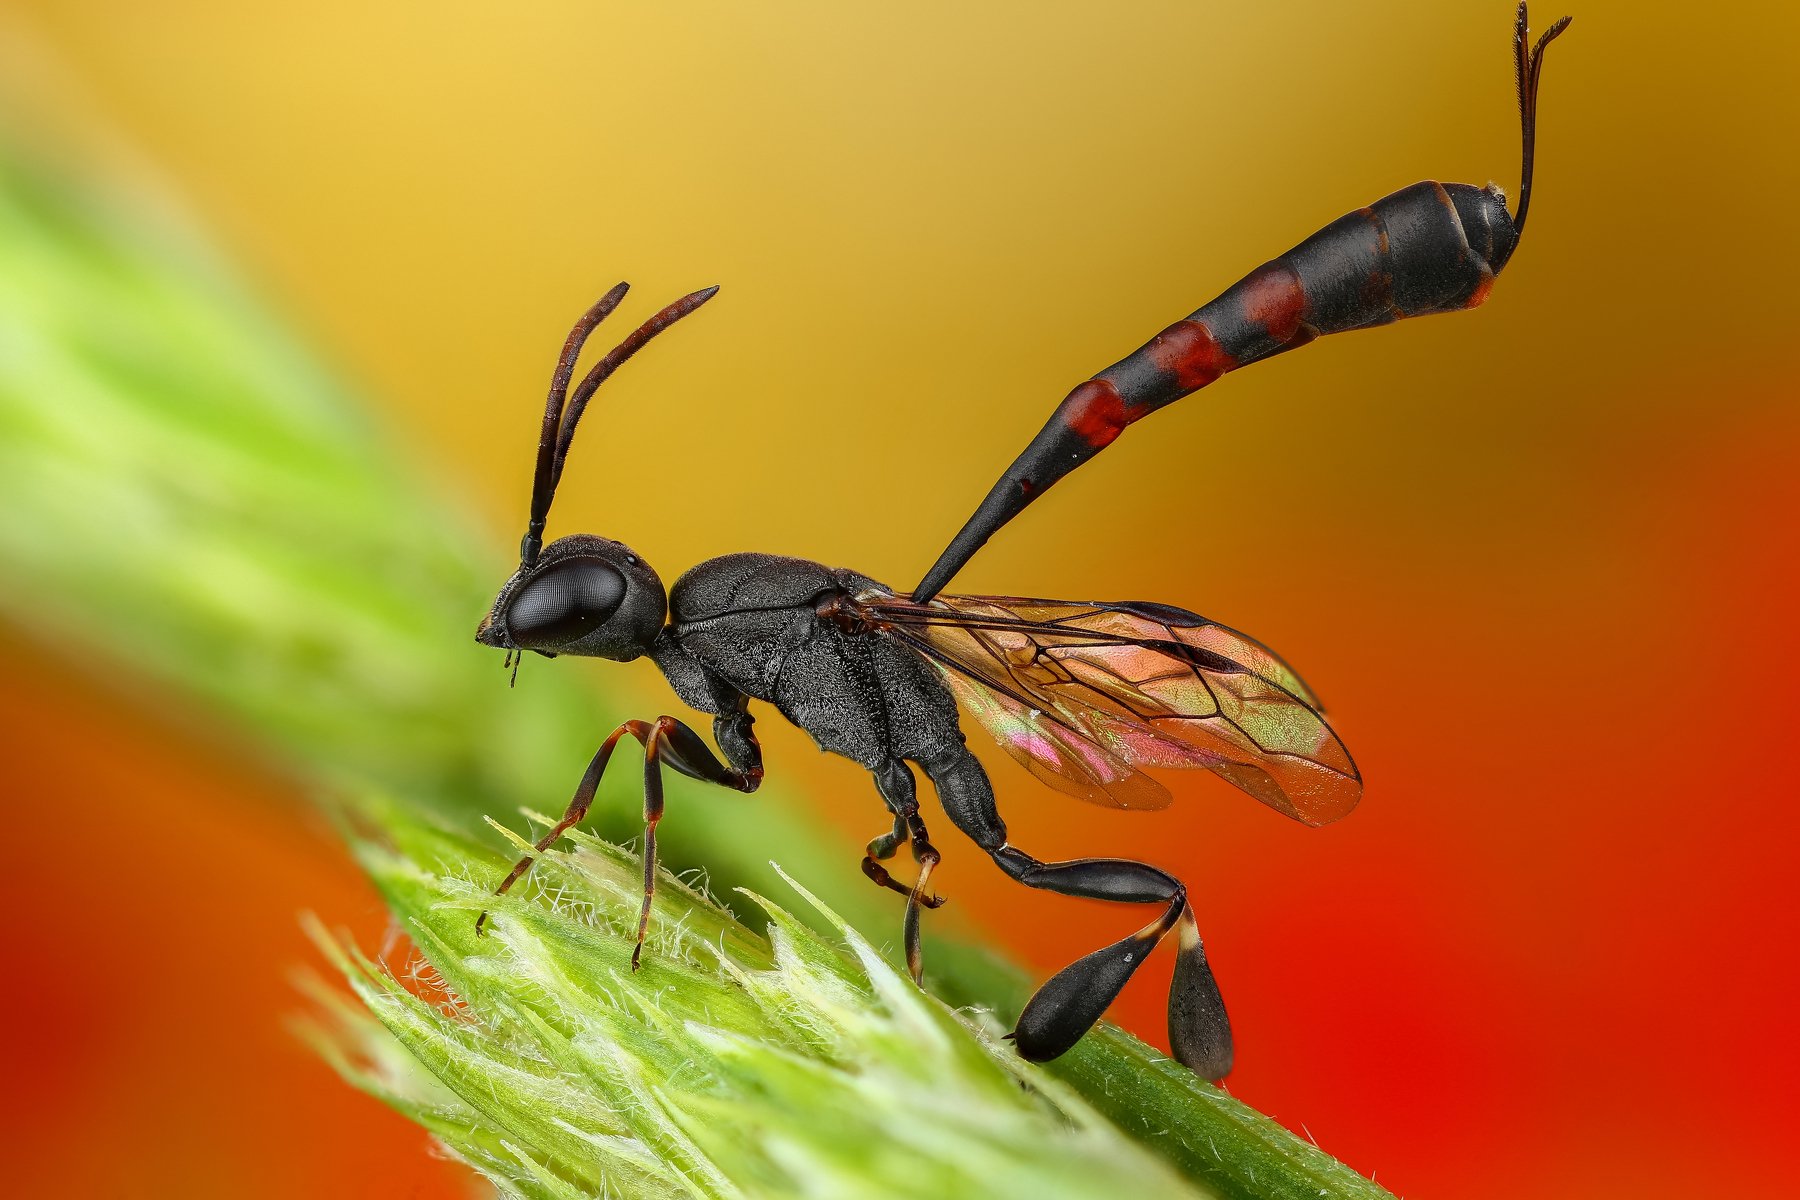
477,534,666,661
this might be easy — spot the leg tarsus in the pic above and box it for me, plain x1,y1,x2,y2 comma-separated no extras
630,805,659,972
860,813,910,897
864,759,948,984
630,713,762,968
861,852,947,908
902,844,942,986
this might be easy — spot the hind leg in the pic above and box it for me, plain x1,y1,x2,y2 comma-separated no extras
922,747,1232,1079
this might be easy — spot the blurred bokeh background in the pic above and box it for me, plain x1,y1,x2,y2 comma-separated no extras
1,1,1795,1197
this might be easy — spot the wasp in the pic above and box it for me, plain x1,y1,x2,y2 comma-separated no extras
475,4,1570,1080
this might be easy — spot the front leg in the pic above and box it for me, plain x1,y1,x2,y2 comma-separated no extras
631,713,762,967
478,709,762,969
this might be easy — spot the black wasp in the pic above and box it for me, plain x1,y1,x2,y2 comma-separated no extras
475,5,1570,1079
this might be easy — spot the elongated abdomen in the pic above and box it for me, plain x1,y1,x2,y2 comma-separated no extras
1106,181,1513,405
912,180,1520,602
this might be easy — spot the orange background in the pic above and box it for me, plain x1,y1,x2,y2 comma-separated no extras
4,2,1798,1197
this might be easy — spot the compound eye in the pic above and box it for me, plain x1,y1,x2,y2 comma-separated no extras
505,556,627,650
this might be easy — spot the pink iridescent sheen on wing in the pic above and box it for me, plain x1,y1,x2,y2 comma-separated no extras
864,593,1361,825
937,664,1173,810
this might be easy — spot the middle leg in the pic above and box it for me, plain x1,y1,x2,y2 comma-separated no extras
859,758,946,985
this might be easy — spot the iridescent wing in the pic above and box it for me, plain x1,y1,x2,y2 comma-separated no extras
861,593,1361,824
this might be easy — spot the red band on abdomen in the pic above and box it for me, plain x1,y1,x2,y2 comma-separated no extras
1146,319,1239,393
1239,261,1308,342
1060,379,1132,449
1464,265,1496,309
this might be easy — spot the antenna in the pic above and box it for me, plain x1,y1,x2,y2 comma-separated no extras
519,283,720,566
1511,3,1574,239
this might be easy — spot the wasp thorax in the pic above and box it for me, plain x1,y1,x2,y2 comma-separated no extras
478,534,666,661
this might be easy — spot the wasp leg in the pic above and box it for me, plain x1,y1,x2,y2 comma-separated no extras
857,759,946,985
478,718,653,935
629,716,762,968
902,832,943,987
859,811,911,896
861,761,947,903
477,712,763,975
923,747,1231,1080
860,817,947,914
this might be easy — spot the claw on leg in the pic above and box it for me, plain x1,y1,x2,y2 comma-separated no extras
861,855,946,908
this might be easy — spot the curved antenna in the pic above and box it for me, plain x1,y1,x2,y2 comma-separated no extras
1511,2,1573,239
524,283,630,566
519,283,719,566
551,285,720,495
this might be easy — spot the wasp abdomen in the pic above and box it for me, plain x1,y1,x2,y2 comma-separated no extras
1108,179,1514,426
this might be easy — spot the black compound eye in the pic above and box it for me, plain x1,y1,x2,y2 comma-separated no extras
505,556,627,649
